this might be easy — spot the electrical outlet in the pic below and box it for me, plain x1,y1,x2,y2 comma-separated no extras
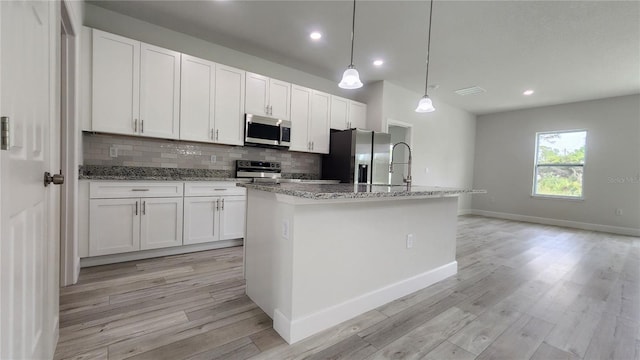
282,220,290,239
615,208,623,216
109,146,118,158
406,234,414,249
425,167,430,174
210,155,217,163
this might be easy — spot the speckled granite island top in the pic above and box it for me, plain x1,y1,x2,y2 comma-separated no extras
239,182,485,200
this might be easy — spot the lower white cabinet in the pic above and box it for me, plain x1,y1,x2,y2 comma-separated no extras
89,197,182,256
183,183,246,245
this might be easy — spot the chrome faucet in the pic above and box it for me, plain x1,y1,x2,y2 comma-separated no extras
390,142,412,188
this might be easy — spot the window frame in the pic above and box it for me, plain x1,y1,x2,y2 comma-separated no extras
531,129,588,200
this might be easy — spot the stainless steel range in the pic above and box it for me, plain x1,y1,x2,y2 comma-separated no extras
236,160,282,180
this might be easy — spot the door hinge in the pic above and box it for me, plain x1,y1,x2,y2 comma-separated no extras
1,116,9,150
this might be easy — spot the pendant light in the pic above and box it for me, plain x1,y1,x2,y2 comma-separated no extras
339,0,363,89
415,0,436,113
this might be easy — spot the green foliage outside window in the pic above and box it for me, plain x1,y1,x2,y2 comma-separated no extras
534,131,586,198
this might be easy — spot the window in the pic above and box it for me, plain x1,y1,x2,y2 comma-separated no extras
533,130,587,198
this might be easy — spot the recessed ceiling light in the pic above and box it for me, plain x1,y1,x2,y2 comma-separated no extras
373,59,384,67
310,32,322,40
523,89,535,96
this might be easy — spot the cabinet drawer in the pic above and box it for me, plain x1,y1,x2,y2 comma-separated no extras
90,181,183,199
184,182,246,197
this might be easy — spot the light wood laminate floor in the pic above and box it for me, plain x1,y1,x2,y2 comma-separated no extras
55,216,640,360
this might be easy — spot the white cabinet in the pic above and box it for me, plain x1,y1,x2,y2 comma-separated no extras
290,85,330,154
183,183,246,245
348,101,367,129
139,197,183,250
88,182,184,256
180,55,245,145
245,72,290,120
330,95,367,130
91,29,180,139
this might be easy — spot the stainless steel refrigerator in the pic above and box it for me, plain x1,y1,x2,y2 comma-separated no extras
322,129,391,184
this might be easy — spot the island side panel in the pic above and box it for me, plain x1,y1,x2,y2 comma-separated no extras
288,196,458,341
244,189,294,323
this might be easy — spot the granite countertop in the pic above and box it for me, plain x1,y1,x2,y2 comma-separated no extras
239,182,486,200
78,165,317,182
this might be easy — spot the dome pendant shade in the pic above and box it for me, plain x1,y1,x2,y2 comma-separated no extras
415,95,435,113
339,66,363,89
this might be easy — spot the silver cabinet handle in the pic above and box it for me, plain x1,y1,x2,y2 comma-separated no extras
265,105,269,115
311,141,314,151
134,119,138,132
141,119,144,133
216,199,220,211
210,128,214,140
222,198,225,210
142,201,146,215
270,105,273,115
131,189,150,192
135,201,138,215
216,129,219,141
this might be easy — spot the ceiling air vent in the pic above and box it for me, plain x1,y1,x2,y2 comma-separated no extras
454,86,486,96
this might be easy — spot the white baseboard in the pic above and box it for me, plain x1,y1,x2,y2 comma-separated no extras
273,261,458,344
458,209,473,216
80,239,243,267
469,209,640,237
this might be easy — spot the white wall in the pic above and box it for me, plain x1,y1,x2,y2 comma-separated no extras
382,81,477,211
472,94,640,233
83,4,362,101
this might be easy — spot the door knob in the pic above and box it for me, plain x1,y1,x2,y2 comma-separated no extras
44,171,64,187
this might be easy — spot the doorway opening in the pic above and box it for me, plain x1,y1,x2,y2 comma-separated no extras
387,119,413,185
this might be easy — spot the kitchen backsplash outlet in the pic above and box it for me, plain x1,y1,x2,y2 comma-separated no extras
82,132,321,177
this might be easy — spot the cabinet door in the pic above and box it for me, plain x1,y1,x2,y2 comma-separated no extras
330,96,349,130
183,197,219,245
289,85,312,152
245,72,269,116
214,64,245,146
310,91,331,154
180,55,215,142
269,79,291,120
219,196,246,241
139,43,181,139
140,197,183,250
349,101,367,129
92,30,140,135
89,198,140,256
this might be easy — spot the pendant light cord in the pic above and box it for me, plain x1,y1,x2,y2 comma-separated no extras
350,0,357,66
424,0,434,96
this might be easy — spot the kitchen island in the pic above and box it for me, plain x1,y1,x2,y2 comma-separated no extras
240,183,482,344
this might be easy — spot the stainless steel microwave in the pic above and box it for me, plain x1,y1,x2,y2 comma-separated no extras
244,114,291,148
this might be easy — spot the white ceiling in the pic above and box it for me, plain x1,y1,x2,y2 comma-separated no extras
90,0,640,115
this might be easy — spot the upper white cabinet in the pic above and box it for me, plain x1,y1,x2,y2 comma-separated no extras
330,95,367,130
290,85,330,154
180,56,245,145
245,72,290,120
92,30,140,136
92,29,180,139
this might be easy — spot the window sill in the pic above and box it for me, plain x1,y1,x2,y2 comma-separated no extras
531,194,585,201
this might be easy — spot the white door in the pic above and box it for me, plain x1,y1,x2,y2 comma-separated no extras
140,197,183,250
180,54,215,142
310,91,331,154
1,1,57,358
219,196,246,240
89,198,140,256
330,95,349,130
92,29,140,136
349,101,367,129
139,43,181,139
289,85,312,152
269,79,291,120
214,64,245,146
183,197,219,244
245,72,269,116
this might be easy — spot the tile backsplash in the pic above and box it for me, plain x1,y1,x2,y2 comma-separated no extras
82,133,321,177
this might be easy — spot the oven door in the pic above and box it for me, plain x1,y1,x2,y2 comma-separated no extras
245,114,282,146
